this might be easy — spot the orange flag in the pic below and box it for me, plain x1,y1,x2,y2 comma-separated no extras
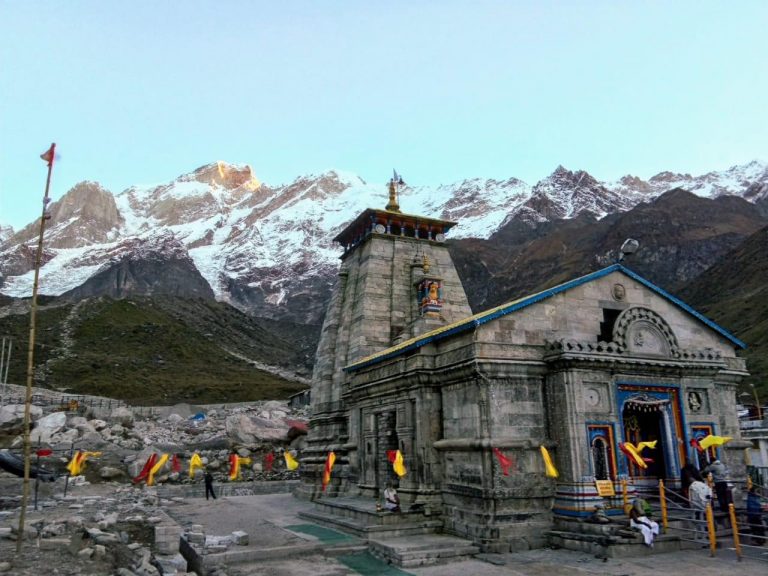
322,451,336,491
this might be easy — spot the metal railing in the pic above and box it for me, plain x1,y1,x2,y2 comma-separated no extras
635,479,768,563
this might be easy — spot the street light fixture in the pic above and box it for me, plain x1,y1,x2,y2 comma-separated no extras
749,383,763,421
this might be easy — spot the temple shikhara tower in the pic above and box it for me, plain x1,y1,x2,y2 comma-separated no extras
298,172,750,553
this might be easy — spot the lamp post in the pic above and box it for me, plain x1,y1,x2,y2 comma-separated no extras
750,383,763,421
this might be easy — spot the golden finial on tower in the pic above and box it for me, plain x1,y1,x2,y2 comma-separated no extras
385,169,404,213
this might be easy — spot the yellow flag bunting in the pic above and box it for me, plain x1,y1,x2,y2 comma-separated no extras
189,453,204,479
540,446,558,478
284,451,299,470
393,450,407,478
66,451,102,476
698,434,732,450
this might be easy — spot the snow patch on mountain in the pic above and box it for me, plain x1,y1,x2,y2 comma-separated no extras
1,160,766,310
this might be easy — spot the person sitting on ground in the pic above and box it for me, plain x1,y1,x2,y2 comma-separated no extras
629,499,659,547
383,482,400,512
747,486,766,547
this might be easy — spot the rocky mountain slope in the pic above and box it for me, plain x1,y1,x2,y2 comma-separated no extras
0,296,315,404
679,225,768,397
1,160,766,327
450,189,768,312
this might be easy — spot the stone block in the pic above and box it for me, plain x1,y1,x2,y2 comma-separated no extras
155,552,187,575
39,537,71,549
231,530,249,545
186,532,205,544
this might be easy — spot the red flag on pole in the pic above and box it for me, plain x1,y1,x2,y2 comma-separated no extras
40,143,56,167
36,449,53,457
264,452,275,472
492,447,514,476
171,454,181,473
386,450,398,463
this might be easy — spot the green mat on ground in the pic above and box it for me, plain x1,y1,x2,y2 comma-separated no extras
338,551,414,576
284,523,356,543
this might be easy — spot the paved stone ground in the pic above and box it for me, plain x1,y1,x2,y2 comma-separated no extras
164,493,768,576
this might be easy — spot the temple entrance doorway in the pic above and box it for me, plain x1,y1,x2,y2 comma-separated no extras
617,385,686,485
622,401,668,479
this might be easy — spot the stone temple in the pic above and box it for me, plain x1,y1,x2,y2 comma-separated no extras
297,176,749,552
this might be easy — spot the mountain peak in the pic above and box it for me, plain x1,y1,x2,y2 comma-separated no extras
183,161,260,191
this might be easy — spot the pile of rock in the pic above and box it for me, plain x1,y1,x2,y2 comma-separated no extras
0,399,308,487
0,483,198,575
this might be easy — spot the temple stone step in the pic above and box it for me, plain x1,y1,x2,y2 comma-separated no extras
369,534,480,567
298,508,444,539
547,529,681,557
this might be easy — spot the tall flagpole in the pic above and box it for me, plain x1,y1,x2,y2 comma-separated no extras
16,143,56,554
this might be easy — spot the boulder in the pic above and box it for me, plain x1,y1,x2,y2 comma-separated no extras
30,411,67,443
109,407,134,427
78,431,108,449
191,435,230,451
0,404,42,433
50,428,80,445
99,466,124,480
225,413,288,444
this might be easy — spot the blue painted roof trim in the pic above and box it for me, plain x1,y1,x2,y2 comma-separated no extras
345,263,745,372
616,264,746,349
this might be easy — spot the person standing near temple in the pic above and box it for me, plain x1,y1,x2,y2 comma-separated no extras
204,470,217,500
747,486,765,546
688,469,712,542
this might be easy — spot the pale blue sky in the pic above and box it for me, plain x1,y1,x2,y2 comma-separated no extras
1,1,767,229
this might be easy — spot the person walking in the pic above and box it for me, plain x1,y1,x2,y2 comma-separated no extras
204,470,217,500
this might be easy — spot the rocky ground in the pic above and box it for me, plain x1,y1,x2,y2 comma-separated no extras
0,397,309,575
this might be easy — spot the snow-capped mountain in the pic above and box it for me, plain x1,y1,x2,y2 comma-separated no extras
0,223,13,244
1,160,766,324
608,160,768,201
